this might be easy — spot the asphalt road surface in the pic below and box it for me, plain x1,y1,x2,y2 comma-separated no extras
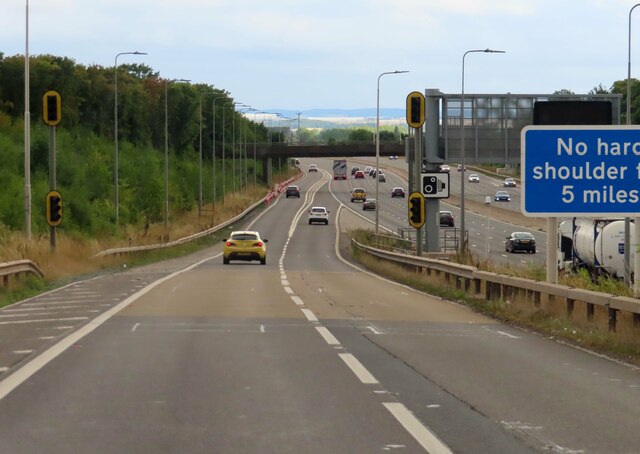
0,166,639,453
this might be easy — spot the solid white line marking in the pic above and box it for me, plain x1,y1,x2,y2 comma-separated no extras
281,280,290,286
300,308,318,322
290,296,304,306
367,325,382,335
284,286,294,295
338,353,378,384
315,326,340,345
383,402,453,454
0,251,219,402
0,317,88,326
496,330,519,339
0,367,8,373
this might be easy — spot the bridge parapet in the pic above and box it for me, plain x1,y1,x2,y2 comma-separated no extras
254,142,405,159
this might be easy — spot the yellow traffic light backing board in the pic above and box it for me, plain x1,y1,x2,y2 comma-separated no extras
406,91,425,128
43,90,62,126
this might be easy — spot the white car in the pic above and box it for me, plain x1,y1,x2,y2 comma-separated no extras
440,164,451,172
308,164,318,172
308,206,329,225
468,173,480,183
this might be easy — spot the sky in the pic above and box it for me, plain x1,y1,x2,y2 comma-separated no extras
1,0,638,113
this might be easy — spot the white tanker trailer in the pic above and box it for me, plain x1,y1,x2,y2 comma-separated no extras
558,218,635,278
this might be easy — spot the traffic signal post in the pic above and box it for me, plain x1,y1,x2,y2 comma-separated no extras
43,91,62,251
407,90,449,254
407,92,425,255
423,89,446,253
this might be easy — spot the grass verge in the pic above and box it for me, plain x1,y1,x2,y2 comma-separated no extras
349,229,640,367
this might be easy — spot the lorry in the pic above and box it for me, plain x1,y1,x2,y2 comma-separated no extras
333,159,347,180
558,218,635,279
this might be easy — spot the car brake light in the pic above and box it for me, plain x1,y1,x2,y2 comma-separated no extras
253,242,263,247
226,242,234,247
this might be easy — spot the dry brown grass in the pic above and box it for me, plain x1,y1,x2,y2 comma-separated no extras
1,171,298,285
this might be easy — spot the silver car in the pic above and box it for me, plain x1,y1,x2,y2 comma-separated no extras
308,206,329,225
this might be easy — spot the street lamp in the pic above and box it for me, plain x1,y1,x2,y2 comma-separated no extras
212,95,227,207
376,70,409,234
24,0,31,239
164,78,191,232
238,107,253,191
114,51,147,226
231,102,247,194
625,4,640,286
459,48,505,254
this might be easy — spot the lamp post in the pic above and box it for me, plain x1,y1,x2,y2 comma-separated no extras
376,70,409,234
626,4,640,287
211,95,227,207
253,112,261,187
231,102,247,195
459,49,505,254
238,107,253,191
24,0,31,239
114,51,147,226
198,93,203,216
164,78,190,232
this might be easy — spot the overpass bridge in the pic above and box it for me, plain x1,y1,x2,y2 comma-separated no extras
253,142,405,159
251,142,406,185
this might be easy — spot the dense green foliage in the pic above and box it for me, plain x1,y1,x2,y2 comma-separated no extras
1,52,637,238
0,53,277,236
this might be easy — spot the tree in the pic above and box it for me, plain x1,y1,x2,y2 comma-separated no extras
611,78,640,124
589,83,610,95
348,128,373,142
553,89,575,95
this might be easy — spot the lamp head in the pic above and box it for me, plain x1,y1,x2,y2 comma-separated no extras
484,49,506,53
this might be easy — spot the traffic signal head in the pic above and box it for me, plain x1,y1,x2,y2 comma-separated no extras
406,91,425,129
408,192,425,229
46,191,63,227
43,90,62,126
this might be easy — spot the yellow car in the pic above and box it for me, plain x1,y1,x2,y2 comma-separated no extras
223,231,268,265
351,188,367,202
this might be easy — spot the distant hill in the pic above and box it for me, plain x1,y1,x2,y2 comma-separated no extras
269,108,406,128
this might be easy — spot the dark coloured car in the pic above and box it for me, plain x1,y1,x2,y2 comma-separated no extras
285,185,300,198
391,187,405,198
351,166,360,175
505,232,536,253
439,210,454,227
494,190,511,202
363,199,377,211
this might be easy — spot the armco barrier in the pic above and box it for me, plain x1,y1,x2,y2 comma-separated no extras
96,173,302,258
94,196,268,258
0,260,44,287
352,238,640,333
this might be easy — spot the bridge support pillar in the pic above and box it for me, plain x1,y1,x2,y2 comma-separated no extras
261,157,272,187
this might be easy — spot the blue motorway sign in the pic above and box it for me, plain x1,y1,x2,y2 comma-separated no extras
521,126,640,216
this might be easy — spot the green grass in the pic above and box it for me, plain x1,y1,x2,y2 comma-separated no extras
350,228,640,366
